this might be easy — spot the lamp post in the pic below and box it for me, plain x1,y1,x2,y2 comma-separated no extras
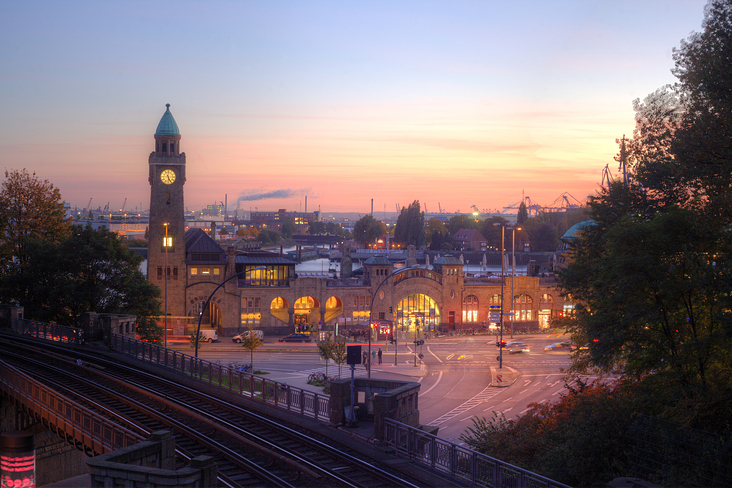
163,223,169,349
510,226,521,339
368,264,419,378
493,222,520,368
194,265,265,358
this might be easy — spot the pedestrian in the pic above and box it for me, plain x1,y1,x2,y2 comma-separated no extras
378,348,382,364
362,350,367,368
371,349,377,364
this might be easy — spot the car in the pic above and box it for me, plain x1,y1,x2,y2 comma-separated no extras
544,342,571,352
232,330,264,343
505,341,531,354
278,333,311,343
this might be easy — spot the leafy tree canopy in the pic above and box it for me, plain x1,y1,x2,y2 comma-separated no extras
0,169,71,269
393,200,425,247
352,214,383,247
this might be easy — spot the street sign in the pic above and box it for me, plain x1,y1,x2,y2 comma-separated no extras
496,374,503,384
489,312,500,321
489,305,501,309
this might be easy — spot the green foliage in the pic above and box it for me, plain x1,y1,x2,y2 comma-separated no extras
0,169,71,269
308,221,326,235
0,224,162,330
256,228,282,245
240,327,264,370
394,200,425,247
280,220,296,238
329,336,348,378
461,380,637,486
317,332,334,376
517,201,529,224
445,214,477,235
426,218,451,250
352,215,383,247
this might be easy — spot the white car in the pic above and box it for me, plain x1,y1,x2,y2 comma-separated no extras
232,330,263,343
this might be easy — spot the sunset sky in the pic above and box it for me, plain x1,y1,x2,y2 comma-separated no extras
1,0,709,216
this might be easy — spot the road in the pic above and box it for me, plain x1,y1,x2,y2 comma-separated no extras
191,333,578,446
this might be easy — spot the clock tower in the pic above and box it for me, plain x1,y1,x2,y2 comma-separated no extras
148,104,186,318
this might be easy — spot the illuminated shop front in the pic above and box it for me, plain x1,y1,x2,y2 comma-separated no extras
396,293,440,332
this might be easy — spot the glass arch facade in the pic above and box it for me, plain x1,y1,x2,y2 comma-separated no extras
397,294,441,332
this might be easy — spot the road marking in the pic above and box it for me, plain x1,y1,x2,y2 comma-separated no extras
519,408,530,414
426,386,502,427
420,371,443,395
552,389,564,396
523,380,532,386
428,346,443,363
460,415,475,422
446,353,454,361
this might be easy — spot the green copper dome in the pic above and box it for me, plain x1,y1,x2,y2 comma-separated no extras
155,104,180,136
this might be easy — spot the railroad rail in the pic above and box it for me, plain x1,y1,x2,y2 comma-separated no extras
1,336,458,487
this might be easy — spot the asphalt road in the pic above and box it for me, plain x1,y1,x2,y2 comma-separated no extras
189,332,581,447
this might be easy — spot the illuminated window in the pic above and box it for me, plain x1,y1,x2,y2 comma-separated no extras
213,268,220,275
163,236,173,247
462,295,479,323
202,268,210,275
190,268,197,275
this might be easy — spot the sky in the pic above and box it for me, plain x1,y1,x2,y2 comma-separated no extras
0,0,710,216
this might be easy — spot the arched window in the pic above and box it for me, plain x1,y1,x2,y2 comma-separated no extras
513,294,533,321
462,295,479,323
489,294,501,306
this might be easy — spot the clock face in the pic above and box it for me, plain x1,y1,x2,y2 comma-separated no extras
160,169,176,185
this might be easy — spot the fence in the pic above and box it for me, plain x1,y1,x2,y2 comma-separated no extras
384,418,570,488
0,361,141,455
111,334,330,422
10,317,85,345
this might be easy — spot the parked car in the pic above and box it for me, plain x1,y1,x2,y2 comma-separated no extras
232,330,264,343
278,333,311,343
505,341,531,354
544,342,571,352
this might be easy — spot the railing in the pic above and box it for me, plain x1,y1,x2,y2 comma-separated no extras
111,335,330,422
0,361,142,455
384,419,571,488
10,317,85,345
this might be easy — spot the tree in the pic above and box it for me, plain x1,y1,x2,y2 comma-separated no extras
478,216,508,251
0,169,71,269
308,221,326,235
317,332,334,377
0,224,163,338
426,218,451,250
446,214,477,235
241,327,264,371
280,220,296,238
517,201,529,224
352,215,382,247
393,200,425,248
330,336,348,378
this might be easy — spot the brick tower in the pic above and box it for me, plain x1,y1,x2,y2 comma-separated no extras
147,104,187,318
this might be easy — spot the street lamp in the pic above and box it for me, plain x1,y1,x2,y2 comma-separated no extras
368,264,419,378
163,223,169,349
510,226,521,339
493,222,521,369
194,265,266,357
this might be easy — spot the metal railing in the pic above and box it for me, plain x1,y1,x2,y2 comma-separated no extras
111,335,330,422
384,418,571,488
0,361,141,455
10,317,85,345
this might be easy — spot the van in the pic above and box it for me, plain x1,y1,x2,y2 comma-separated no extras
232,330,264,343
198,329,218,343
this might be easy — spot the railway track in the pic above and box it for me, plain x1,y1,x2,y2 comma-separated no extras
1,337,461,487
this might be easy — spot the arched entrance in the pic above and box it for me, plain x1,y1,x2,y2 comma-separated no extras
396,294,440,334
270,297,289,324
294,296,320,332
324,296,343,324
196,301,222,327
538,293,554,328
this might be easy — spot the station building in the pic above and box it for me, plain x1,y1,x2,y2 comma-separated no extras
146,105,566,339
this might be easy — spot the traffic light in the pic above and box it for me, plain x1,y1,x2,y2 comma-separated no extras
389,306,393,313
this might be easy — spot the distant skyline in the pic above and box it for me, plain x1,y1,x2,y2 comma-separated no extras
1,1,709,215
